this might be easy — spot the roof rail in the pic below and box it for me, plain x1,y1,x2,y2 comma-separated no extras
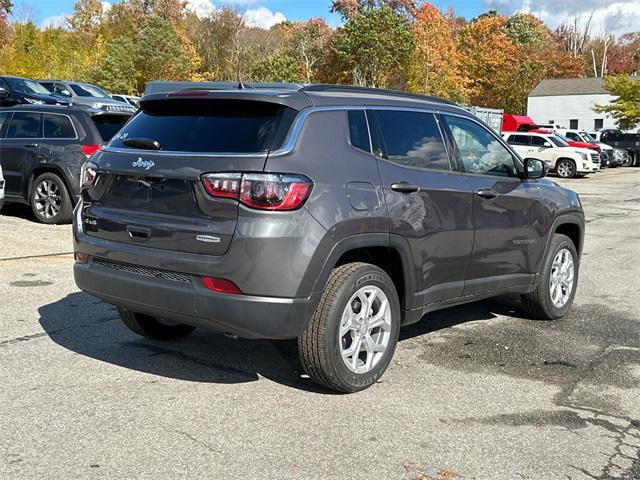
144,81,304,95
300,84,457,106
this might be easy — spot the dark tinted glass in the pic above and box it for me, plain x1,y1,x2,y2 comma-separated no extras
0,112,9,136
372,110,450,170
446,115,517,178
565,132,579,141
91,114,130,142
44,114,75,138
347,110,370,153
529,136,548,146
508,134,530,145
110,100,297,153
7,112,42,138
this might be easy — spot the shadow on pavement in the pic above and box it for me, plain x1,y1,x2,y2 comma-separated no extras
38,290,523,393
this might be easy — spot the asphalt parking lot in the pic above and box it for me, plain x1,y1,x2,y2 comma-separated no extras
1,168,639,480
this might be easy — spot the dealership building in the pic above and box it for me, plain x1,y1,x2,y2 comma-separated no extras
527,77,618,132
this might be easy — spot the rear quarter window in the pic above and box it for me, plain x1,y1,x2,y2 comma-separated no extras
91,114,131,142
109,99,297,153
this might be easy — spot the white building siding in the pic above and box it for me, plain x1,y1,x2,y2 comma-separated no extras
527,93,616,131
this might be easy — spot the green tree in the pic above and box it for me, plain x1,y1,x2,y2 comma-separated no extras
251,52,302,82
595,75,640,130
90,36,138,93
334,6,413,88
134,15,196,90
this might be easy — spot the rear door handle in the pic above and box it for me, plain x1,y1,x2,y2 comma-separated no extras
24,143,39,148
476,188,499,199
390,182,420,194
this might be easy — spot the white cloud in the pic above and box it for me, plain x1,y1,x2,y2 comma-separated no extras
42,13,70,29
483,0,640,35
186,0,216,18
243,6,286,29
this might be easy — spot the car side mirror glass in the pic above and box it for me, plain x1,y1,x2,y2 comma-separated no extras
60,89,72,97
525,158,547,180
0,87,8,98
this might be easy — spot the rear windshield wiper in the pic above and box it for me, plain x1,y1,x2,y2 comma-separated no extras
123,137,161,150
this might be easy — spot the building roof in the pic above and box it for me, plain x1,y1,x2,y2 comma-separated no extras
529,78,609,97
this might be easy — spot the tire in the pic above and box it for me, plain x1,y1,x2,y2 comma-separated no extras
30,172,73,224
298,262,401,393
556,159,577,178
118,308,196,340
621,154,634,167
520,234,579,320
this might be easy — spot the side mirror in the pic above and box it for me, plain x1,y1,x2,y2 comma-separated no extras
524,158,547,180
543,141,551,148
0,87,8,99
60,89,72,97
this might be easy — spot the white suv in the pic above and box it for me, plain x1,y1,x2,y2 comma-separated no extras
503,131,600,178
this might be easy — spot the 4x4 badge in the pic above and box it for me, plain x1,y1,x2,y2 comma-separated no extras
132,157,155,171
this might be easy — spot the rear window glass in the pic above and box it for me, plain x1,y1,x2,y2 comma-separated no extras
92,114,130,142
109,99,297,153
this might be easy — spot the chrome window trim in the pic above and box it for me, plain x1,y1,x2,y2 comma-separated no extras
0,110,78,140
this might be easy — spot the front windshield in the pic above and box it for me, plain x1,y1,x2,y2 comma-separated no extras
580,132,596,142
548,135,570,147
70,83,110,98
5,77,52,95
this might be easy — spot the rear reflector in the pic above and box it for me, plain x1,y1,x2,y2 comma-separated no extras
74,252,90,264
202,276,243,295
81,144,100,157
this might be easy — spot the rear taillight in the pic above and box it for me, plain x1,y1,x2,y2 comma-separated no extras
202,276,243,294
201,173,242,199
81,144,100,158
200,173,312,211
80,161,98,189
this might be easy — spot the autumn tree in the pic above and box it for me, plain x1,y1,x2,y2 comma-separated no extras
0,0,12,46
334,6,413,88
595,75,640,130
457,14,516,109
407,3,466,102
291,19,331,83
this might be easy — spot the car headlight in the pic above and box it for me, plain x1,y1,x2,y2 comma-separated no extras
25,98,45,105
579,152,589,161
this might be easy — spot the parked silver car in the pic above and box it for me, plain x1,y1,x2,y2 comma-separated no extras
38,80,136,113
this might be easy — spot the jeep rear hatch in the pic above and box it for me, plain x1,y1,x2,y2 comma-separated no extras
80,97,301,256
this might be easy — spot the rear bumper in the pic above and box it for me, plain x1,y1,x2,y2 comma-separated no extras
74,259,318,339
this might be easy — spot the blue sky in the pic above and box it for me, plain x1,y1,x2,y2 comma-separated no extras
28,0,488,29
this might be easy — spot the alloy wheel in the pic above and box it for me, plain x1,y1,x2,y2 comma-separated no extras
34,179,62,220
549,248,575,308
339,286,392,374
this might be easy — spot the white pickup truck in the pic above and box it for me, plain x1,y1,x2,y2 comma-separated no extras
503,131,600,178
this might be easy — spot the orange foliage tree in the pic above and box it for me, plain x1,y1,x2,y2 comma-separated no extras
407,2,467,102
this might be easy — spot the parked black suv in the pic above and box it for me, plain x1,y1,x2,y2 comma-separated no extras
0,105,132,223
73,85,584,393
0,76,70,107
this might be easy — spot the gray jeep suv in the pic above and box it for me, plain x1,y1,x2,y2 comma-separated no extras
73,84,584,393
